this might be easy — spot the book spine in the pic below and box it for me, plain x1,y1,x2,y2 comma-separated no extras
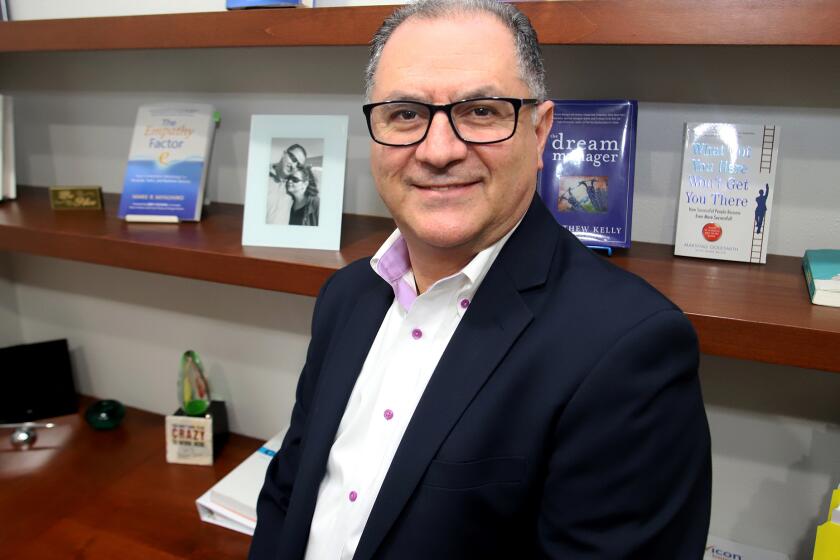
803,259,817,303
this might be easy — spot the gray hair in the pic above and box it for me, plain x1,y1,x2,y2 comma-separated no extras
364,0,547,102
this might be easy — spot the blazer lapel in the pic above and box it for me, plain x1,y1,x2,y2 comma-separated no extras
277,277,393,559
354,196,560,559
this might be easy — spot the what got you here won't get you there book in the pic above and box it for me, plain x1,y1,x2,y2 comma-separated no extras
674,122,780,264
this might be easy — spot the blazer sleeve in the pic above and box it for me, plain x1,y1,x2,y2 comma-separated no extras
538,309,712,559
248,274,336,560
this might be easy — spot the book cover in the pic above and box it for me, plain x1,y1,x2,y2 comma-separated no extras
674,122,780,263
118,103,216,222
705,536,789,560
0,95,15,200
538,99,638,249
803,249,840,307
196,489,255,535
208,428,287,521
227,0,311,8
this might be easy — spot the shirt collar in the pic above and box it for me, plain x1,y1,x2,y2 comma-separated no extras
370,219,522,312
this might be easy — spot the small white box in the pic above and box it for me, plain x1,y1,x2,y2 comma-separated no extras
166,414,214,466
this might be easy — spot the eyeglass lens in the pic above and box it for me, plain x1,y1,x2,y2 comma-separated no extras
369,99,518,145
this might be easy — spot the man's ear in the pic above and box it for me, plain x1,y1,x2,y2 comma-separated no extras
534,100,554,171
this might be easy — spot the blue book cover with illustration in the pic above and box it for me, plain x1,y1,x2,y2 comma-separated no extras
118,103,216,222
539,100,638,249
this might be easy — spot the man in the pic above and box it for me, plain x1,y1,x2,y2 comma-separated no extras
251,0,711,558
270,144,307,184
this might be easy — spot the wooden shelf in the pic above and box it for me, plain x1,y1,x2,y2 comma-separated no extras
0,186,394,296
2,186,839,373
2,1,840,52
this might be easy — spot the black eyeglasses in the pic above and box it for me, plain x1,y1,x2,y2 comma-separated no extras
362,97,538,147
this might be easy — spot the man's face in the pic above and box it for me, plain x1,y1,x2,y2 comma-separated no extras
369,14,553,255
280,147,304,176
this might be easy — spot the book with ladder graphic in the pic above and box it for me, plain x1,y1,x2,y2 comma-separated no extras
674,122,780,263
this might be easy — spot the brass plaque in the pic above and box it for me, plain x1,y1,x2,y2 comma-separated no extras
49,186,104,210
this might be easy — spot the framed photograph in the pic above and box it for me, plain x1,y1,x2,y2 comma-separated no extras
242,115,348,250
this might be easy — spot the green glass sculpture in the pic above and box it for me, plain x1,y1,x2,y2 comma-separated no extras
178,350,210,416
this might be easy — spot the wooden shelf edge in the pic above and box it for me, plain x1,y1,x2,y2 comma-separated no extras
691,315,840,373
2,1,840,52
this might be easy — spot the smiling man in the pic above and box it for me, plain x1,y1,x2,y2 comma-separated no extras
250,1,711,559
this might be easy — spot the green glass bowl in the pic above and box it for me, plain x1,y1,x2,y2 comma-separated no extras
85,399,126,430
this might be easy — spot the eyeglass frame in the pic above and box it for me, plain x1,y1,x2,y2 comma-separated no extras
362,96,539,147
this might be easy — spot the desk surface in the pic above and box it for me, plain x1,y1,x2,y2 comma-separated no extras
0,399,261,559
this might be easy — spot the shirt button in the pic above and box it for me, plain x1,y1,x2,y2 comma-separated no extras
384,409,394,420
460,298,470,309
349,490,358,502
411,328,423,340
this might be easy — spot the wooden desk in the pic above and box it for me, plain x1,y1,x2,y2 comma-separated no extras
0,399,260,559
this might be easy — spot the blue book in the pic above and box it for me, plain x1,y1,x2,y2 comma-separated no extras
538,100,638,249
227,0,311,8
803,249,840,307
119,103,217,222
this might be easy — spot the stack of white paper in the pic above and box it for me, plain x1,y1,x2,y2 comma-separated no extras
196,427,287,535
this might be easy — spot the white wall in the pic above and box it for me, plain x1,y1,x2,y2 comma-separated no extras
2,44,840,559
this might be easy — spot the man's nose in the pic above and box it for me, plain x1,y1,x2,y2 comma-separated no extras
414,111,468,168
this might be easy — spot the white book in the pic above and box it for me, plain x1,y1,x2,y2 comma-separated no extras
204,428,288,524
705,535,789,560
196,489,255,535
674,122,780,263
0,95,15,201
118,103,216,222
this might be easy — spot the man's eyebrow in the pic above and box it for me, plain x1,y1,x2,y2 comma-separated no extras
456,87,505,100
376,87,505,103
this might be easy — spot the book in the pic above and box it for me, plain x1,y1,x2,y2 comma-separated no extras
7,0,226,20
0,95,16,200
674,122,780,263
204,428,287,523
118,103,217,222
704,535,789,560
196,489,255,535
813,487,840,560
538,99,638,249
803,249,840,307
227,0,311,8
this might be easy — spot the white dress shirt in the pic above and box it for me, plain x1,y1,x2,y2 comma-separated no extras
304,225,518,559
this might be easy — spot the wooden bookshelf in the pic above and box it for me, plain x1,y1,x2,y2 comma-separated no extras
1,1,840,52
0,187,393,296
1,187,838,373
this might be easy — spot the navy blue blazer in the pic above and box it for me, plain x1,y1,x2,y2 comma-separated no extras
250,195,711,559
